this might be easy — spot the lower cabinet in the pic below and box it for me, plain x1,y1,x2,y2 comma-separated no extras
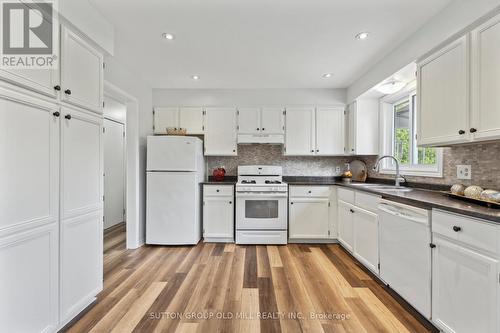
337,200,354,251
432,235,499,333
352,207,379,273
0,223,59,333
289,199,330,239
60,211,103,325
203,185,234,242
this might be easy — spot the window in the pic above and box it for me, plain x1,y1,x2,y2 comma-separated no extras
380,89,443,177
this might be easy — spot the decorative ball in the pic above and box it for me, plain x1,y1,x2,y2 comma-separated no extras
450,184,466,196
481,189,500,202
464,186,484,199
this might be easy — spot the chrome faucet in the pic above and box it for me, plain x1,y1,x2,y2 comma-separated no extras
373,155,405,187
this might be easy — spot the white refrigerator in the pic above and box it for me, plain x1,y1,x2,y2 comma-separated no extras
146,136,205,245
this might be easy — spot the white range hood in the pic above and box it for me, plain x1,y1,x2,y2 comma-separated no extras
237,133,284,144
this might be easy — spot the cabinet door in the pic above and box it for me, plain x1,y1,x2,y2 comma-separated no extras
337,200,354,251
179,107,204,134
60,210,103,324
0,68,59,98
471,15,500,141
203,197,234,241
261,107,284,135
418,36,469,146
289,199,330,239
432,236,499,333
285,107,315,155
0,88,59,234
237,107,260,134
61,27,103,113
205,107,237,156
316,107,345,155
0,223,59,333
154,107,179,134
353,208,379,273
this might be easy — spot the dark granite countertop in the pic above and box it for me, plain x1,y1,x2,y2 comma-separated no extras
285,177,500,223
200,176,237,185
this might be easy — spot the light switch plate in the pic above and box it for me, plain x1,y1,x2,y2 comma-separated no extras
457,165,472,180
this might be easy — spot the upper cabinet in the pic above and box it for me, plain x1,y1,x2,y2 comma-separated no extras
0,67,60,98
417,36,470,146
284,107,315,155
61,27,104,113
237,107,284,143
285,106,347,156
204,107,237,156
471,15,500,141
153,107,204,135
316,107,345,156
345,100,379,155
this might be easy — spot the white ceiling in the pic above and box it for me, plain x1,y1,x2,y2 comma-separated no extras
90,0,452,89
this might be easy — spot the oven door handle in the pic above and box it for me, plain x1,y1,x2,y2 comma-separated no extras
236,192,288,198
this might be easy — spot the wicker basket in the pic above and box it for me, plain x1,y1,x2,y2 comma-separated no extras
166,127,187,136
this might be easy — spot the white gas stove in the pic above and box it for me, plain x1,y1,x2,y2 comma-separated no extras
235,166,288,244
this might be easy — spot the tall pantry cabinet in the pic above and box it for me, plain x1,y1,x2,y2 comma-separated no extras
0,25,104,332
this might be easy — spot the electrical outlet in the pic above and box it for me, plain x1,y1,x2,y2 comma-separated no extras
457,165,472,180
335,166,341,174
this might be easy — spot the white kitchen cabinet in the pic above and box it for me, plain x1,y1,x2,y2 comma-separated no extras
316,106,345,155
179,107,204,134
60,106,103,325
432,235,498,333
204,107,237,156
61,27,104,113
261,107,284,135
353,207,379,273
0,87,59,235
284,107,315,155
471,14,500,141
0,68,60,98
289,199,330,239
417,36,470,146
203,185,234,242
346,100,379,155
154,107,204,135
0,222,59,333
337,200,354,252
237,107,261,134
154,107,179,134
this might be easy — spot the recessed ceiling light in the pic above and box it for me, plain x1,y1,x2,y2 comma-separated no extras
162,33,175,40
191,75,200,80
355,32,369,40
322,73,333,78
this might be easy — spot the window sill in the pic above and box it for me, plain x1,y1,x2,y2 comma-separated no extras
379,168,443,178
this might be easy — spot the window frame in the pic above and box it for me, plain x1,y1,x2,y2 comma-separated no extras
379,85,443,178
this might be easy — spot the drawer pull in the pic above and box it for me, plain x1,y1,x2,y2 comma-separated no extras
308,190,312,194
453,226,462,232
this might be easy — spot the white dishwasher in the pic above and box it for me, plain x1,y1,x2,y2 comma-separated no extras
378,199,432,319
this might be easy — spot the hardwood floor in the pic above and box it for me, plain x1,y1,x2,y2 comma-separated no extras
64,224,438,333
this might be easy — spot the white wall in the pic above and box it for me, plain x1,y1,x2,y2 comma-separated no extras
347,0,500,101
153,88,346,107
104,56,153,247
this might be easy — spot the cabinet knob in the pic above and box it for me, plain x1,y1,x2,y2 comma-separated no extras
308,190,312,194
452,226,462,232
316,149,319,152
470,128,477,133
54,85,61,91
216,189,219,192
229,201,232,204
290,202,294,205
65,114,72,120
429,243,436,248
64,89,72,95
256,128,260,131
233,149,236,152
350,209,355,213
52,111,60,117
262,128,265,131
310,150,314,153
458,130,465,135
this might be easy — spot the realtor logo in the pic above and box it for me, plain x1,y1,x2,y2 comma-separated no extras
1,0,58,69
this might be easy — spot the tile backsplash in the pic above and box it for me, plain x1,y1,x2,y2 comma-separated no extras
207,141,500,190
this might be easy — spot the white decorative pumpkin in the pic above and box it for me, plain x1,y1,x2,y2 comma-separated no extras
464,186,484,199
450,184,466,196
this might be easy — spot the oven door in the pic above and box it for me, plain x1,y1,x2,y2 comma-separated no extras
236,192,287,230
